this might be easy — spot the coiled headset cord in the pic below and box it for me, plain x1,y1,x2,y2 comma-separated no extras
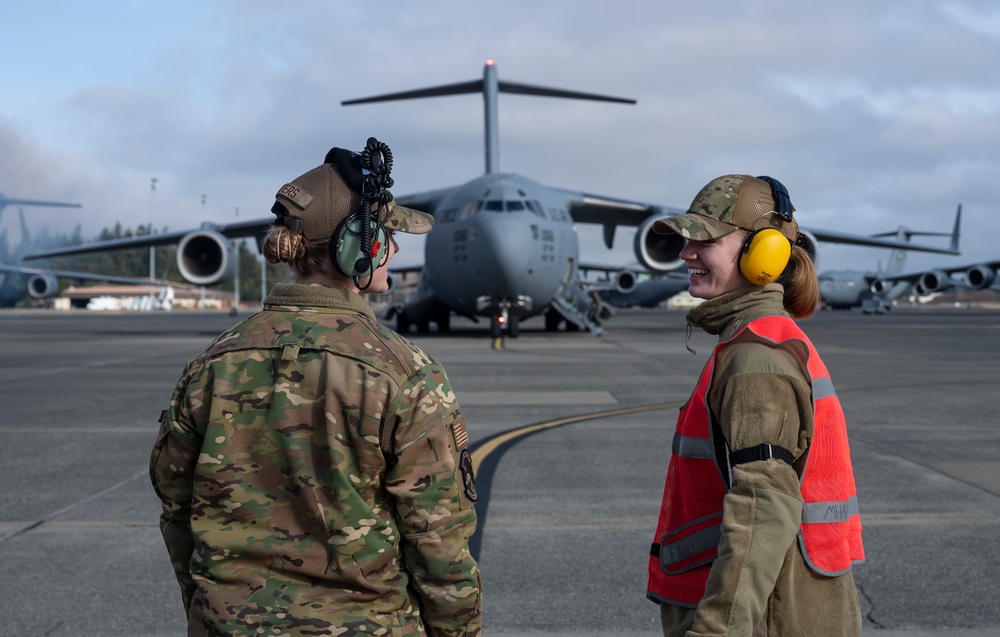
355,137,395,290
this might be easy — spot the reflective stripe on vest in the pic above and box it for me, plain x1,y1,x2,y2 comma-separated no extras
647,315,865,607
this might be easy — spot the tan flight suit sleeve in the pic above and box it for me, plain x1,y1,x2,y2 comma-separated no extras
385,364,482,637
686,341,813,637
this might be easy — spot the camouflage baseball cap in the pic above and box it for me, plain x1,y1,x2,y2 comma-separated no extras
652,174,798,242
271,153,433,241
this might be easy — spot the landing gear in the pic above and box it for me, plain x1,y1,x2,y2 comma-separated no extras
507,315,520,338
490,308,520,339
490,315,503,339
545,308,561,332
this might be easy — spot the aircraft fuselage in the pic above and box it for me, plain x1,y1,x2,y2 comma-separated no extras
423,173,577,320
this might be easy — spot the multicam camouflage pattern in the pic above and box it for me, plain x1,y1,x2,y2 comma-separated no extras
652,174,799,242
384,200,434,235
150,283,480,637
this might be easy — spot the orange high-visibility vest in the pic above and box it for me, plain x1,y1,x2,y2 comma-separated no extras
647,315,864,607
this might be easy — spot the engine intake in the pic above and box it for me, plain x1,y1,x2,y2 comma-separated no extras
26,273,60,299
870,277,890,295
614,269,638,294
917,270,950,294
965,265,995,290
634,216,684,273
177,229,234,286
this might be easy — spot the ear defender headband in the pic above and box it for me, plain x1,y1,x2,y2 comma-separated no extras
739,176,794,285
330,137,395,289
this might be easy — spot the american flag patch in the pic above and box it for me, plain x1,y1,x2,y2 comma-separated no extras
451,416,470,449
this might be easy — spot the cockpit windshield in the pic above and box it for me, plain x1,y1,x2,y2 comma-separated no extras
478,199,546,218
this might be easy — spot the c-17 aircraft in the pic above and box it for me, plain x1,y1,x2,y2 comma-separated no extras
23,62,965,336
0,193,84,306
819,206,963,313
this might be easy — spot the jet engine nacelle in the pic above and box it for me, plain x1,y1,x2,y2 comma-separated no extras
965,265,996,290
870,277,890,295
26,272,60,299
177,229,234,286
613,269,638,294
634,216,685,273
917,270,951,294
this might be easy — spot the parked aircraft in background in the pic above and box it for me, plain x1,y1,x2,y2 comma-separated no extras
578,264,691,310
0,206,178,307
22,62,965,336
340,61,962,335
819,206,976,313
0,194,82,306
867,251,1000,306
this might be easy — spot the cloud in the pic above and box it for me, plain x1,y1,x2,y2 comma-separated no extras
0,1,996,275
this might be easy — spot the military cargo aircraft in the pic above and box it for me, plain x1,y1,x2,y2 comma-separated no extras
0,194,83,306
819,206,966,313
22,61,964,335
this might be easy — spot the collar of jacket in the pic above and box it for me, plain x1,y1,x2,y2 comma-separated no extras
686,283,788,341
263,282,377,320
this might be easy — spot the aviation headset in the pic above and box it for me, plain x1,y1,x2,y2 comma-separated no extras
738,175,795,285
329,137,395,289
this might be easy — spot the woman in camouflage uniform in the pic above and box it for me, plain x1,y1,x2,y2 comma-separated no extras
151,139,482,637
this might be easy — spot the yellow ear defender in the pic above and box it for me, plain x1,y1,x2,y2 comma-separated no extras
740,227,791,285
739,175,795,285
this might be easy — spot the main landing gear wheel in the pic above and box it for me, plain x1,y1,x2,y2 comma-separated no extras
507,315,520,338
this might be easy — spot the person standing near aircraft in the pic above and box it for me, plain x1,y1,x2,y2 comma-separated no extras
150,138,482,637
646,175,865,636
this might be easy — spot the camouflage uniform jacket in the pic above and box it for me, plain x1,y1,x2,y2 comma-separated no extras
150,283,482,637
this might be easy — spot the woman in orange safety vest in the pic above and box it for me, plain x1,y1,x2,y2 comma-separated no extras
646,174,864,637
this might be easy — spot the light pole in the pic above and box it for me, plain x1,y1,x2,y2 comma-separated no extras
233,206,240,314
149,178,158,310
200,195,207,308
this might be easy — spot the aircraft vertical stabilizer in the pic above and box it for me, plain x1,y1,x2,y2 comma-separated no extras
343,60,635,175
0,194,81,225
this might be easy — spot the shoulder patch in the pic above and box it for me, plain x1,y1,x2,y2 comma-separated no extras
460,448,478,502
451,415,470,450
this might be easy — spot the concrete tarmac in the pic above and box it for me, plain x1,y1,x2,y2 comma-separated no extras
1,305,998,636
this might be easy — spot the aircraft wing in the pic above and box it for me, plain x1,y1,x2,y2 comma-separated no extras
558,187,960,257
23,218,273,261
394,186,456,214
0,263,189,288
21,187,456,263
561,189,683,226
801,227,962,254
880,259,1000,285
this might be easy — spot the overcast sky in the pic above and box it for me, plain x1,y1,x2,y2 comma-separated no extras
2,1,998,274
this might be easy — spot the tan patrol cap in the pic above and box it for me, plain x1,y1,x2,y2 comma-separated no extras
652,174,798,242
271,154,433,242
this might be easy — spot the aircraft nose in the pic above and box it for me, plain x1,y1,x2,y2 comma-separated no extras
471,212,533,294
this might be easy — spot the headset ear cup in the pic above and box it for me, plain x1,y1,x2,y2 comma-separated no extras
740,229,791,285
332,216,390,277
